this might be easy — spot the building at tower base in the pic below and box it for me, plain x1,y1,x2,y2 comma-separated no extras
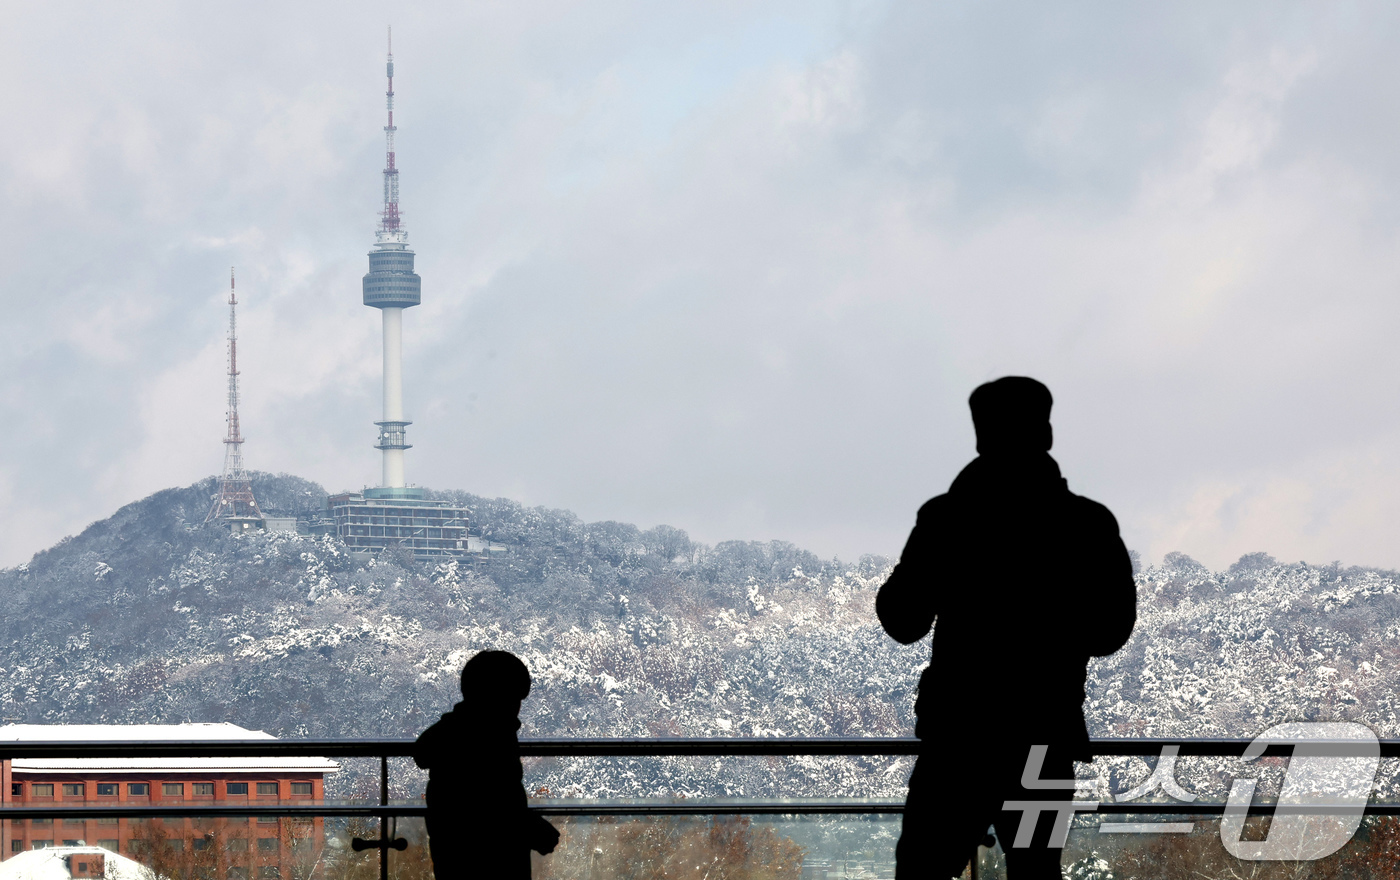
329,492,469,559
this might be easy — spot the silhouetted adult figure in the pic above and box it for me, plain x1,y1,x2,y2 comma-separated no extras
413,650,560,880
877,377,1136,880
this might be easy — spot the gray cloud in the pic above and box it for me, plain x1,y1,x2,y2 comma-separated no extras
3,1,1400,571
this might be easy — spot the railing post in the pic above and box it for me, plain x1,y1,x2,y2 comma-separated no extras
380,755,389,880
971,829,995,880
352,753,407,868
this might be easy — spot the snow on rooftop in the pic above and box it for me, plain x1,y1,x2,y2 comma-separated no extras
0,848,148,880
9,758,338,774
0,723,338,774
0,723,274,742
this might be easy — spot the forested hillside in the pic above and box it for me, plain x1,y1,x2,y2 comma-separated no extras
2,473,1399,802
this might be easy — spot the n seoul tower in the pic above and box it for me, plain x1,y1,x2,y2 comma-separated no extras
334,29,469,559
362,27,422,496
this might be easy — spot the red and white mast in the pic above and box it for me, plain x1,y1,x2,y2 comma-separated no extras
207,267,262,524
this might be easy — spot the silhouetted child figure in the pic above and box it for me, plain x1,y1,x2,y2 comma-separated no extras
413,650,559,880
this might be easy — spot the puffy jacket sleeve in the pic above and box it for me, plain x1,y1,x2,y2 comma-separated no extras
876,497,946,645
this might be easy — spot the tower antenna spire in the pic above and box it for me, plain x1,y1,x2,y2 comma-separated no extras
206,267,263,527
379,25,401,238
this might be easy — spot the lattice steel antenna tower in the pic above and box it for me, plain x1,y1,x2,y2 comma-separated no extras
206,267,262,524
362,26,422,493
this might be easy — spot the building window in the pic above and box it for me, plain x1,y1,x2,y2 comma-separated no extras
257,838,277,853
97,840,118,852
10,842,20,852
163,817,183,826
226,783,248,796
228,867,249,880
32,841,52,850
256,816,278,825
65,818,85,826
63,840,80,847
259,868,281,880
226,838,249,852
162,783,184,797
32,784,54,797
167,840,184,852
194,869,216,880
10,783,20,796
97,783,118,796
62,784,84,797
289,783,312,796
128,783,149,797
255,783,278,796
98,818,118,825
193,783,215,796
127,841,145,854
192,838,209,851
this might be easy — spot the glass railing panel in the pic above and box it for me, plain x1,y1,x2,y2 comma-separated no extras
26,809,1400,880
1063,814,1400,879
1079,754,1400,803
357,814,922,880
529,814,902,880
0,811,933,880
324,815,430,880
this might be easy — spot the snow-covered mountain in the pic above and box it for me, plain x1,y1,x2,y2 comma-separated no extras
2,474,1398,801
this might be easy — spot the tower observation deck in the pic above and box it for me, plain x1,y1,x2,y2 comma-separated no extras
363,27,422,498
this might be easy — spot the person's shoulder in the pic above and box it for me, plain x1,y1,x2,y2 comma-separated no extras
915,492,953,520
416,706,461,742
413,708,463,769
1065,492,1121,533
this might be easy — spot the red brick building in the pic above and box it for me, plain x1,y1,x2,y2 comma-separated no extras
0,724,338,880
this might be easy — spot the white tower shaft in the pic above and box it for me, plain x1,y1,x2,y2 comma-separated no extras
381,307,406,487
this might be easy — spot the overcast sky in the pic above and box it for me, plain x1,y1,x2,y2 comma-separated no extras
3,1,1400,572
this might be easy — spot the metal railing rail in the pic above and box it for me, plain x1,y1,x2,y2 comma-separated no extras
2,736,1398,816
3,801,1400,819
